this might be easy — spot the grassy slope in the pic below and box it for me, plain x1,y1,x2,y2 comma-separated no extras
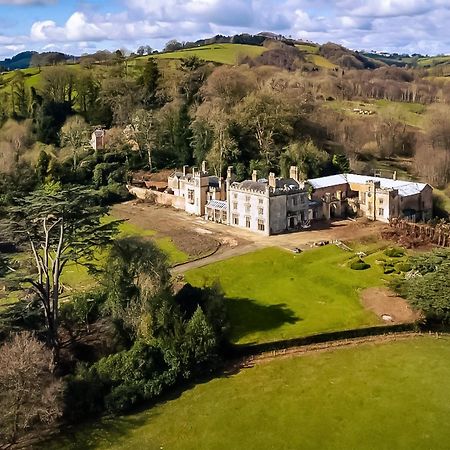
141,43,267,65
50,336,450,450
185,245,387,345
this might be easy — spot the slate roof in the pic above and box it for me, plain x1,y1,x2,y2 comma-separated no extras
171,172,193,180
234,180,268,193
307,173,429,197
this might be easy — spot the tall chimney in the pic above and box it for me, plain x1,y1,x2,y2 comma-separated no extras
268,172,276,188
252,170,258,182
290,166,299,182
393,170,397,181
201,160,207,173
183,165,188,176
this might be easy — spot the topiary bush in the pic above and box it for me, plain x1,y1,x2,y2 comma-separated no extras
383,264,396,274
350,259,371,270
384,247,405,258
395,262,412,273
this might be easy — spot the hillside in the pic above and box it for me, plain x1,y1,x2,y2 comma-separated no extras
143,43,268,65
0,51,36,71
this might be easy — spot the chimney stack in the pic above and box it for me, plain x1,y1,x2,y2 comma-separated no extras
192,166,197,176
268,172,276,188
290,166,299,182
393,170,397,181
201,160,207,173
252,170,258,182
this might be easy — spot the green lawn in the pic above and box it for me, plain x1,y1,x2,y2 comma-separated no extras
185,246,386,345
49,336,450,450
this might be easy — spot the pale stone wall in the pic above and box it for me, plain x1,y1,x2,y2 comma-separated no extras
127,186,185,210
228,188,270,235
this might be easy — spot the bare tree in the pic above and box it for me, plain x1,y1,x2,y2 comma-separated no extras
60,115,90,169
131,109,157,170
0,332,62,445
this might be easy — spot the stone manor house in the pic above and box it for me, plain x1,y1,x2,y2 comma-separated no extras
128,163,433,236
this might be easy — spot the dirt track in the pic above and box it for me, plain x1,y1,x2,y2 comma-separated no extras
113,201,386,272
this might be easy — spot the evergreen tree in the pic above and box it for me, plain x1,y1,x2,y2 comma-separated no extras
141,58,161,109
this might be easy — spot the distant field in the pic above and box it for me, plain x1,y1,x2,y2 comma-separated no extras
418,55,450,67
142,44,267,65
306,54,337,69
184,245,391,345
49,336,450,450
324,99,427,127
296,43,320,54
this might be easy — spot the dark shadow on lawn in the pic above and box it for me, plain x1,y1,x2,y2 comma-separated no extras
226,297,301,344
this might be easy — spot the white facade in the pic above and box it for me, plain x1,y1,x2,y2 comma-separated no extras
226,169,309,236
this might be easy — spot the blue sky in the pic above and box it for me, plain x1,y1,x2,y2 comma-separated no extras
1,0,450,59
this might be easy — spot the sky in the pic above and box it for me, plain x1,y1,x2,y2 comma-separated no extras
1,0,450,59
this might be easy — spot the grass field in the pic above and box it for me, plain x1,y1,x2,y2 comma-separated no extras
142,43,267,65
296,43,320,54
306,54,337,69
49,336,450,450
324,99,427,127
184,245,388,345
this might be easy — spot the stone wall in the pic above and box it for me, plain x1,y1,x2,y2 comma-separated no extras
127,186,186,210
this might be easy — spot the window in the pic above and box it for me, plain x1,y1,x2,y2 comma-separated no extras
379,198,384,205
232,214,239,225
245,205,251,213
245,217,251,228
233,193,238,199
258,207,264,216
245,195,251,202
360,192,366,205
187,189,195,204
258,219,265,231
293,197,298,206
378,208,384,216
233,202,238,210
259,198,264,205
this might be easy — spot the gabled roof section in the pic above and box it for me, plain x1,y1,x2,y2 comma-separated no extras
206,200,227,210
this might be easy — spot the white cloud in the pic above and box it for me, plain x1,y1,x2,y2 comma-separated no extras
2,0,450,58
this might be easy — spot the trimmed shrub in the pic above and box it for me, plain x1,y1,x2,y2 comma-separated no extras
350,259,370,270
395,262,412,273
384,247,405,258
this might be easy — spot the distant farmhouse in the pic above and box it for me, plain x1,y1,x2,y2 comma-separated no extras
128,164,433,235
